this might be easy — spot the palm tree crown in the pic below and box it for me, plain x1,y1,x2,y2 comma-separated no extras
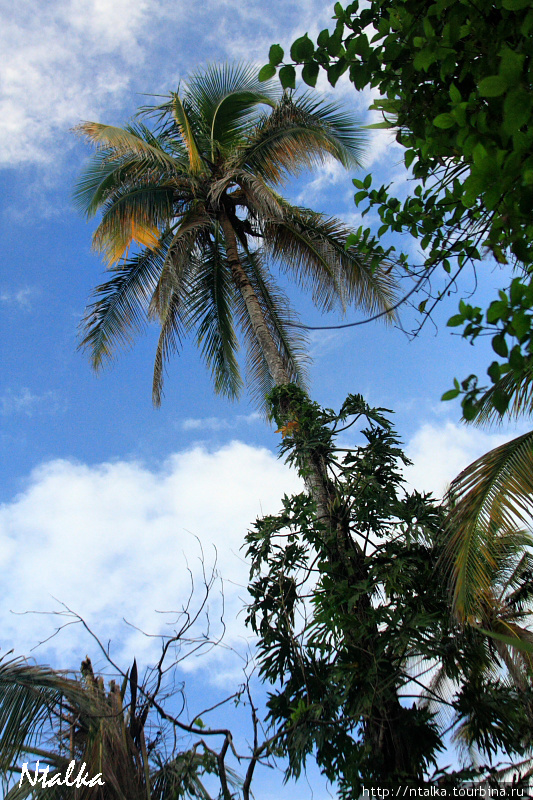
76,63,396,407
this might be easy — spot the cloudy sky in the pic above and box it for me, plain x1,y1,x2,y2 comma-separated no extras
0,0,524,795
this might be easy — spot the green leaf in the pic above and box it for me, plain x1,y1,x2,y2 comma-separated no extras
327,58,348,86
487,361,501,383
503,87,532,134
413,48,437,71
492,333,509,358
511,309,531,339
302,62,319,87
486,300,507,324
512,238,530,262
317,28,329,47
509,345,525,370
478,75,508,97
290,35,315,62
462,400,478,420
449,83,462,104
269,44,284,66
363,120,396,129
404,149,416,169
327,32,343,58
492,389,510,414
442,388,460,401
472,142,488,163
447,314,465,327
433,113,456,129
499,45,525,83
279,65,296,90
510,277,525,305
502,0,531,11
259,64,276,82
480,627,533,654
363,173,372,189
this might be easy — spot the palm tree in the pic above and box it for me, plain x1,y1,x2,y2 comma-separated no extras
444,431,533,622
442,431,533,731
0,654,240,799
75,63,396,409
442,321,533,623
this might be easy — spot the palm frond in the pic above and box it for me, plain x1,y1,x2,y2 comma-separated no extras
285,91,366,165
150,748,237,800
80,234,173,369
150,212,213,405
74,149,188,223
76,122,182,173
264,205,398,317
169,92,204,173
184,63,278,157
443,430,533,620
0,654,88,779
470,367,533,427
91,184,174,265
186,229,242,399
235,93,365,183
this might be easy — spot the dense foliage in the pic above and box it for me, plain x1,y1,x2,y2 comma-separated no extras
260,0,533,421
246,388,533,795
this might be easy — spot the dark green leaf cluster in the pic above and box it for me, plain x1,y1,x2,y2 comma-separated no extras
263,1,533,420
442,281,533,422
246,392,533,795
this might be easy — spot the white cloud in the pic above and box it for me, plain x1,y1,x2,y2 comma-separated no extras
0,0,334,171
0,0,179,168
0,387,63,416
182,417,233,432
404,420,525,500
308,329,345,359
294,156,350,206
0,442,301,673
0,287,38,309
2,416,520,678
181,413,261,432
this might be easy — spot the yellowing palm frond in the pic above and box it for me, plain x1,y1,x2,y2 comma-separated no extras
76,122,181,171
95,218,161,266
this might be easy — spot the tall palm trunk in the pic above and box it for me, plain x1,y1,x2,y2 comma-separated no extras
219,210,290,387
219,207,335,524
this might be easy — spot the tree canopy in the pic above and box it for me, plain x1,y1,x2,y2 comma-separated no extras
247,387,533,795
260,0,533,422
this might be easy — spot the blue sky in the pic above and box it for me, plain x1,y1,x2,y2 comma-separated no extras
0,0,525,795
